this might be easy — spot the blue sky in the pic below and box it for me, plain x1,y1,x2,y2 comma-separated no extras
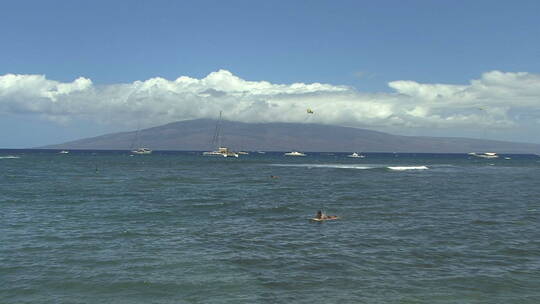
1,0,540,148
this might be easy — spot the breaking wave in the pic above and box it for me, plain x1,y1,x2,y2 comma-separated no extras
271,164,372,170
387,166,429,171
271,164,429,171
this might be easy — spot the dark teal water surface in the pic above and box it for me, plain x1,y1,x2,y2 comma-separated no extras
1,150,539,303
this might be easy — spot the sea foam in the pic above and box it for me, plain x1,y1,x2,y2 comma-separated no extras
271,164,373,170
387,166,429,171
271,164,429,171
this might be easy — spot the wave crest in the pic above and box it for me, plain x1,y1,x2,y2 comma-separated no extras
271,164,429,171
387,166,429,171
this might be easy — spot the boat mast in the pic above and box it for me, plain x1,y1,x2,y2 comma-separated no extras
217,111,222,148
211,111,223,149
130,123,141,150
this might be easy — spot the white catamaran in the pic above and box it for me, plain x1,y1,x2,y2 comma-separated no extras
203,111,239,158
130,126,152,155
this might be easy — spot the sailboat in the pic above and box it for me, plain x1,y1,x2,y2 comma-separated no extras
130,125,152,155
203,111,239,158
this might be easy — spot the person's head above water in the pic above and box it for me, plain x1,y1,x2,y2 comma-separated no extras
316,210,322,219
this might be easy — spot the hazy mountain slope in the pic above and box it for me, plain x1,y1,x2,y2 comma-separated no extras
40,119,540,153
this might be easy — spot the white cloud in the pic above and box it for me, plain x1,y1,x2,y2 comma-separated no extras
1,70,539,135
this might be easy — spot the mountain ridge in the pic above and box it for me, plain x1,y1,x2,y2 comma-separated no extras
39,119,540,154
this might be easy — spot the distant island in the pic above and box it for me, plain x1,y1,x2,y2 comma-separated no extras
39,119,540,154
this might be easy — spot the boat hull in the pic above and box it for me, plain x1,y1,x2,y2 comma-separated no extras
284,151,306,156
132,148,152,155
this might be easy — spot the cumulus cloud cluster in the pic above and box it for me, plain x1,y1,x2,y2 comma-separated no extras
1,69,539,133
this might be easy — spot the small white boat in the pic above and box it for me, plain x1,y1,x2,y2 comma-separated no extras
284,151,306,156
129,123,152,154
59,150,69,154
203,111,239,158
347,152,365,158
468,152,499,159
203,147,239,158
132,147,152,155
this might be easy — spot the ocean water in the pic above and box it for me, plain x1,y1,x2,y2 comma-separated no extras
1,150,539,303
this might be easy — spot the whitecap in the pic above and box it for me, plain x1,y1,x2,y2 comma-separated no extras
0,155,20,159
271,164,431,171
271,164,373,170
387,166,429,171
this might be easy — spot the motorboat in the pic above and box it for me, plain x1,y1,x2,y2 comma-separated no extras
284,151,306,156
132,147,152,155
347,152,365,158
